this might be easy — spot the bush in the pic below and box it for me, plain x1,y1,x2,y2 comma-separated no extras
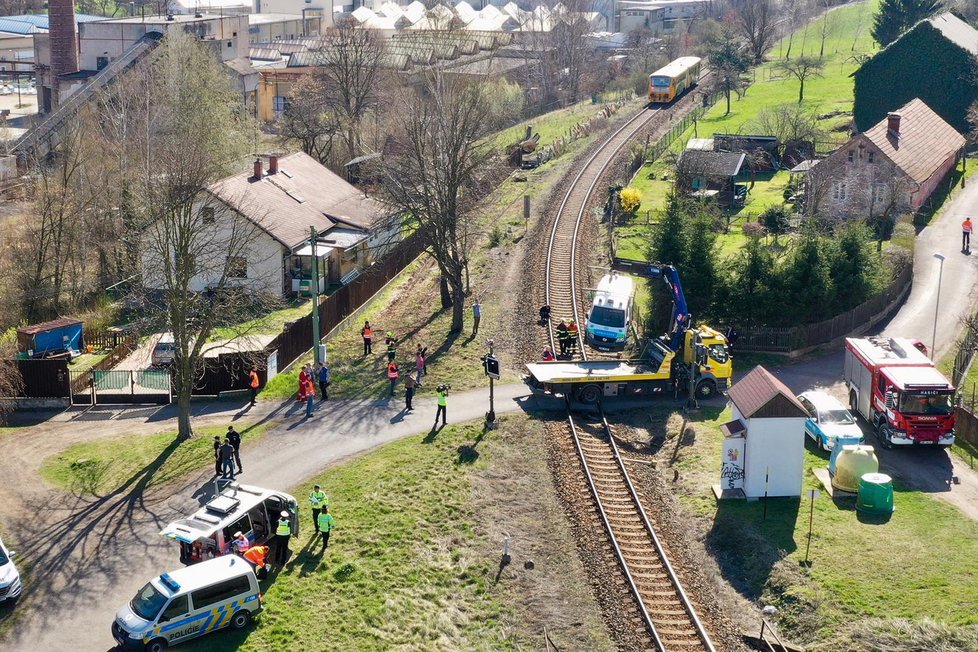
742,222,768,238
620,187,642,215
760,206,790,236
487,224,504,248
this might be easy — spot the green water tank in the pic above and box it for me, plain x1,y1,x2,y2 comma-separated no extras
832,445,879,493
856,472,895,516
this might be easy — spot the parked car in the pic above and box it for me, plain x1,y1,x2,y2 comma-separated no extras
151,333,176,368
796,390,864,451
0,536,22,603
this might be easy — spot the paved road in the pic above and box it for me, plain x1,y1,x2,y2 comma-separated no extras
0,383,557,651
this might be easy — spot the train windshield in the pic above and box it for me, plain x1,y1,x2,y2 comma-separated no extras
651,75,671,87
898,393,953,415
589,306,626,328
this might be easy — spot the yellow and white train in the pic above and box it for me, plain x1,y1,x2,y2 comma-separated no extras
648,56,702,103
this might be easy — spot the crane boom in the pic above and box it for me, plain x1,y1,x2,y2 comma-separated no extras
612,257,690,350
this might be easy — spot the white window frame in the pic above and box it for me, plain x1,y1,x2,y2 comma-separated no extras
832,180,847,201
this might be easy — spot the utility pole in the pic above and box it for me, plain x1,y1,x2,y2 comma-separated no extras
310,226,321,366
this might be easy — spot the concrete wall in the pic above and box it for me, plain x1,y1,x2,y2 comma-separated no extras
249,15,322,43
256,0,335,27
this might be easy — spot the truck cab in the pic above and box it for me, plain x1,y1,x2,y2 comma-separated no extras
681,325,732,396
160,484,298,565
844,337,955,448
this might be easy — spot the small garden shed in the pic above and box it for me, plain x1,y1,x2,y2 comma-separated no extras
721,366,808,499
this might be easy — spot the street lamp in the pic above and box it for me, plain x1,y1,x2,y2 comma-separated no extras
932,253,946,359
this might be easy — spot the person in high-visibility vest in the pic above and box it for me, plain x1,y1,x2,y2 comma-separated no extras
435,385,448,427
317,507,335,550
248,367,260,406
567,320,579,353
963,217,973,252
309,484,329,532
555,320,569,356
361,321,373,356
243,544,270,579
386,332,398,362
273,510,292,565
388,361,399,397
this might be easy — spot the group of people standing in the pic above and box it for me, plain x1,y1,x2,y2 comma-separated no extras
213,426,244,480
553,319,579,357
296,362,331,418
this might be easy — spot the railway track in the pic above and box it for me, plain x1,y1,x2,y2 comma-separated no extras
541,89,718,650
568,409,715,652
544,103,662,361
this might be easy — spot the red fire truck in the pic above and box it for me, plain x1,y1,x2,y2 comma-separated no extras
844,337,956,449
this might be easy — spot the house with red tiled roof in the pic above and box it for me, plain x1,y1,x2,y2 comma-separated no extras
809,98,965,220
143,151,398,298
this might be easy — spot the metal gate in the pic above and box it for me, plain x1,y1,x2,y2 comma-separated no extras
69,370,172,405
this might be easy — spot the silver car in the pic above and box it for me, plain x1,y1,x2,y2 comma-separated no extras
0,536,22,603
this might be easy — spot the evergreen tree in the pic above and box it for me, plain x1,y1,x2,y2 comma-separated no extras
784,225,835,324
871,0,942,47
830,224,878,312
706,27,750,116
718,235,778,328
648,189,689,334
682,215,718,319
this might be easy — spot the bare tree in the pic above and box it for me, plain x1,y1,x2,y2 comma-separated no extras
706,25,750,115
777,55,823,104
751,104,824,158
383,72,499,333
95,30,277,439
817,0,835,58
735,0,779,63
309,20,387,164
279,74,340,166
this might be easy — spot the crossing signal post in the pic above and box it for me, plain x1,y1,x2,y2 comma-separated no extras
482,339,500,427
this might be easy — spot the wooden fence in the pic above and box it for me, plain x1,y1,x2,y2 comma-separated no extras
736,264,913,355
269,230,427,372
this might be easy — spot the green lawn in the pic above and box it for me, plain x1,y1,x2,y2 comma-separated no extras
66,352,109,374
655,405,978,646
210,299,313,342
39,423,267,496
490,92,640,152
183,414,613,652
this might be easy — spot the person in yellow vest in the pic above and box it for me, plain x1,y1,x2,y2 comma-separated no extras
309,484,329,532
273,510,292,565
963,217,973,253
435,384,449,427
317,506,335,551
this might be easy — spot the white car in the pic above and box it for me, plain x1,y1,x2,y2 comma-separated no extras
797,390,865,451
0,536,22,603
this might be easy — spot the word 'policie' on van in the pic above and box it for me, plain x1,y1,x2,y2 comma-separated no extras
585,272,634,351
113,556,263,652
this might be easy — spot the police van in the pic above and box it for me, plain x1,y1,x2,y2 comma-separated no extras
112,556,262,651
585,272,634,351
160,483,298,565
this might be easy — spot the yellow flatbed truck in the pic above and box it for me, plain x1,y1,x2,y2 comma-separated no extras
525,337,727,404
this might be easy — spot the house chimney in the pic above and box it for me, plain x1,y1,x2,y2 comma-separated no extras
268,154,278,174
253,158,263,180
887,112,902,136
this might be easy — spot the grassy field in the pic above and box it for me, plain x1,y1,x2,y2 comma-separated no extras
39,423,267,495
491,92,639,152
183,414,613,652
210,298,313,342
644,404,978,647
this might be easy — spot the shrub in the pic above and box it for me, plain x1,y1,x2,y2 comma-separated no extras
742,222,768,238
761,206,791,236
620,187,642,215
487,224,504,248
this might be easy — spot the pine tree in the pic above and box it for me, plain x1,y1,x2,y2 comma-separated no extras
830,224,878,312
871,0,942,47
784,226,835,324
681,215,718,319
650,189,688,267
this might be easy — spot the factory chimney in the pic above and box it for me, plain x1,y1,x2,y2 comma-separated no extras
48,0,80,108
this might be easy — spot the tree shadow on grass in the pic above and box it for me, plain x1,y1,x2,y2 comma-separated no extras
456,431,486,465
706,498,801,601
14,437,187,629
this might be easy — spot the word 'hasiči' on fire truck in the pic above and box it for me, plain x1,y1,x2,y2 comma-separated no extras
844,337,956,448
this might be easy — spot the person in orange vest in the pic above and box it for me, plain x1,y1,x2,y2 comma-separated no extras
963,217,973,252
361,320,373,356
243,544,270,579
388,360,399,397
304,377,316,418
248,367,260,406
567,320,579,353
